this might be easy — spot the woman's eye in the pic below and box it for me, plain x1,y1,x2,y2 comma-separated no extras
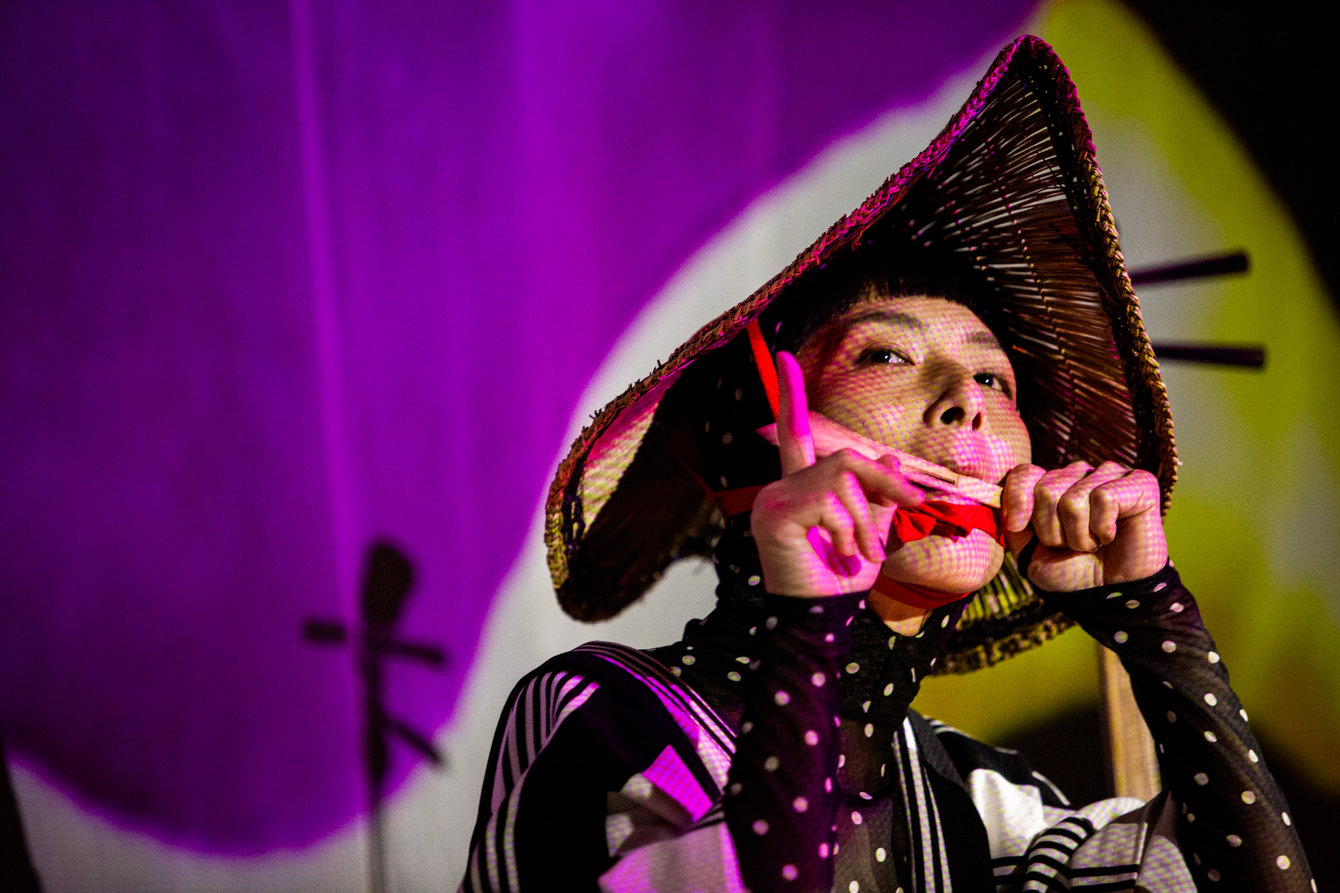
974,371,1010,395
857,347,906,366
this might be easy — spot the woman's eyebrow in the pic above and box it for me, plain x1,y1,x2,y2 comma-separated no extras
966,329,1005,350
836,309,1004,351
836,309,924,332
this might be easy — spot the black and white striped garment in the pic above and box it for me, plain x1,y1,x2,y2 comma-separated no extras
459,566,1313,891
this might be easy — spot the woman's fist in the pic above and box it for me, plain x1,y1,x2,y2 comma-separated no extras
1001,461,1167,591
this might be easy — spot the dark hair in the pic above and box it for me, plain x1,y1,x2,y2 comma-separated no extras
766,238,1000,355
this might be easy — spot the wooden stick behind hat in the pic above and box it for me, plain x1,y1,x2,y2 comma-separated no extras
1100,647,1161,799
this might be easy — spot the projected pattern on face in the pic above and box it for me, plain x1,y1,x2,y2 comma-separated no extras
752,291,1169,617
799,295,1031,595
749,295,1031,619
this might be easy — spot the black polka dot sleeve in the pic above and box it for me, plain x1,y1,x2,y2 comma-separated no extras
725,591,865,893
1044,564,1315,891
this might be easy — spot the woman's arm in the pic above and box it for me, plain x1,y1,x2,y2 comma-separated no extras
1047,565,1314,891
724,590,864,892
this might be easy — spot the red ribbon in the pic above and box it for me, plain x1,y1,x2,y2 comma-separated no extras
877,500,1004,610
746,319,781,420
872,575,970,611
889,500,1003,546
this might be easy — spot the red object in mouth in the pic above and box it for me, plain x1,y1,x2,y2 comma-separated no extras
877,500,1005,610
890,499,1003,546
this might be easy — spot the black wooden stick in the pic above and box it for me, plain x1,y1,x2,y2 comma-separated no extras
1152,342,1265,368
1130,251,1249,286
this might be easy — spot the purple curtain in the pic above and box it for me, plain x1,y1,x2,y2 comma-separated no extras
0,0,1034,857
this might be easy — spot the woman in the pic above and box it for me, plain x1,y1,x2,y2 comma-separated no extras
461,37,1312,892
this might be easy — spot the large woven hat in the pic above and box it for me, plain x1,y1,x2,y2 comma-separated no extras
545,35,1177,673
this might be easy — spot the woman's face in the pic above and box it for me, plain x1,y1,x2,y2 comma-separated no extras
797,294,1032,593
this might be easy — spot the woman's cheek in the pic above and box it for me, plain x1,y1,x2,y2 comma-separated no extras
813,391,921,453
986,408,1032,480
984,432,1030,483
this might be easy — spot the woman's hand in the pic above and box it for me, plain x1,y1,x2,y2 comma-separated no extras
1001,461,1168,591
750,352,925,597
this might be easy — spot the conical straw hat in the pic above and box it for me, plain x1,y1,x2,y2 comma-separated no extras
546,35,1176,673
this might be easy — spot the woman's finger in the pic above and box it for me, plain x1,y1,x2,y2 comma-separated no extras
818,486,861,560
775,351,816,475
828,465,887,563
1056,461,1128,551
1091,468,1160,526
1001,464,1045,533
1031,462,1093,547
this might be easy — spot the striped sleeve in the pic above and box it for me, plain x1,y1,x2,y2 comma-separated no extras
459,643,742,893
461,666,603,893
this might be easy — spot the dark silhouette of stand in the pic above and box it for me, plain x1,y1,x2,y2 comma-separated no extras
304,541,446,893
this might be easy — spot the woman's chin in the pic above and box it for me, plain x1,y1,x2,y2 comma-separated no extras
881,531,1004,594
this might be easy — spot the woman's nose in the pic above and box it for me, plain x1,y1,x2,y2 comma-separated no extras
926,366,984,430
